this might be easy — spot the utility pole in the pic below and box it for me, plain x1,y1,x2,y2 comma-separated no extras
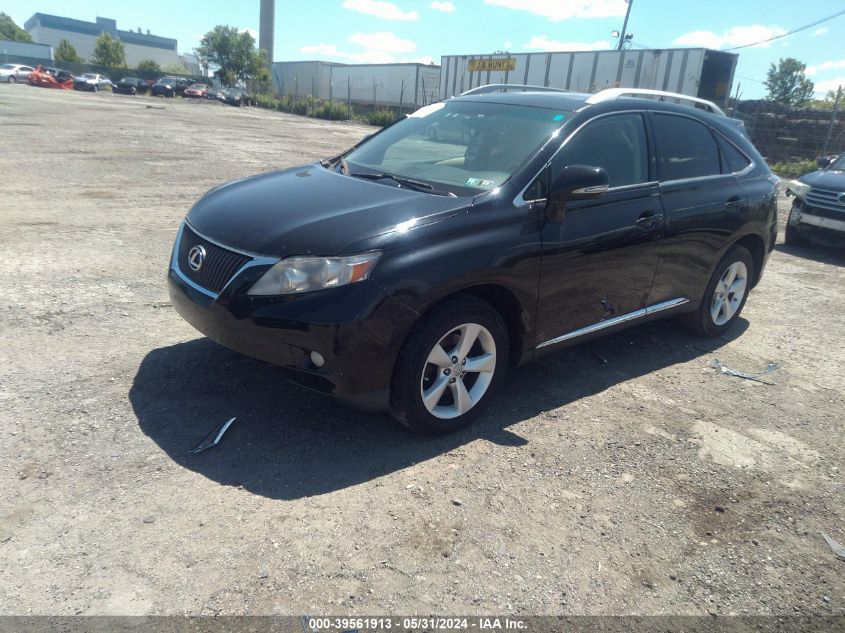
617,0,633,51
821,85,842,158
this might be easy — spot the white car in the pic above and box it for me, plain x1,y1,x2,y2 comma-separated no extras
73,73,112,92
0,64,35,83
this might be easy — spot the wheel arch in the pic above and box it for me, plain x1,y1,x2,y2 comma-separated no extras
733,233,766,288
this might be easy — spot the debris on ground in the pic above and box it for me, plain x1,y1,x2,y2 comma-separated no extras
820,531,845,560
711,360,779,385
189,417,237,454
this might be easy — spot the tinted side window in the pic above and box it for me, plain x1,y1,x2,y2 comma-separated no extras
719,136,752,174
652,114,721,181
555,114,649,188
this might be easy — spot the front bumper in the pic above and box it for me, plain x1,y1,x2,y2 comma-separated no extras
167,228,418,411
791,207,845,233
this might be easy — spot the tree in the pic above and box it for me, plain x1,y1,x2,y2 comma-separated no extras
765,58,815,108
54,39,82,63
195,26,269,87
136,59,162,79
162,61,190,76
0,12,32,42
90,32,126,68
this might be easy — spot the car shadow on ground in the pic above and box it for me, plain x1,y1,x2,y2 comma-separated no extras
775,243,845,268
130,317,748,500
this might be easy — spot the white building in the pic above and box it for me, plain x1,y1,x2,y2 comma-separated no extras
272,61,441,108
24,13,179,67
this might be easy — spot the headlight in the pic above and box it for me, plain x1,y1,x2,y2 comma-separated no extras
247,252,381,296
787,180,810,199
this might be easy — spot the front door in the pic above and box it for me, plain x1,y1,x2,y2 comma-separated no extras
535,112,665,347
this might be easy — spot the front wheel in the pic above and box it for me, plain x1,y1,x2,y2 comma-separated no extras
9,76,16,84
680,244,754,337
390,296,508,434
784,205,809,246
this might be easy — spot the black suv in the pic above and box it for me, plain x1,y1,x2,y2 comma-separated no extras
785,153,845,247
169,86,777,433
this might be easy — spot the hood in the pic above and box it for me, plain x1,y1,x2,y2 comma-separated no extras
186,164,470,257
800,169,845,191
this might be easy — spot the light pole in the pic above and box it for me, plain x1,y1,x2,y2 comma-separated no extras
617,0,633,51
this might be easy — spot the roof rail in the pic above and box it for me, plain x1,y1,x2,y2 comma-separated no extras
585,88,726,116
460,84,570,96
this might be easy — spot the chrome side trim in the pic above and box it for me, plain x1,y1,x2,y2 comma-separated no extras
572,184,610,195
535,297,689,349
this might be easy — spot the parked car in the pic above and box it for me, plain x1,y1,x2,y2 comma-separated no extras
184,83,209,98
207,87,226,101
785,153,845,247
0,63,34,83
113,77,149,95
168,86,777,433
151,76,189,97
28,66,74,90
73,73,112,92
219,87,252,107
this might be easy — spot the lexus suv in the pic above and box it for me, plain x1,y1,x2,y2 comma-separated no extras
785,153,845,247
168,86,777,433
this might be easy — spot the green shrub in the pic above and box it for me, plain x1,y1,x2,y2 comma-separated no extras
770,159,818,179
365,109,400,127
314,101,350,121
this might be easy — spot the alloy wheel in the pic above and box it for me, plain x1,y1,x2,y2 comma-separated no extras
420,323,497,419
711,261,748,325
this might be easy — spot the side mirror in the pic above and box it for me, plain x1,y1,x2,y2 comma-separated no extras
817,156,832,169
545,165,610,223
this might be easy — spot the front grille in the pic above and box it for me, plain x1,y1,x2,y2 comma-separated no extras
178,224,252,294
806,188,845,213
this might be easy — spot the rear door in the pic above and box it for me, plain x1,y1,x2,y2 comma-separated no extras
646,112,749,306
535,112,665,347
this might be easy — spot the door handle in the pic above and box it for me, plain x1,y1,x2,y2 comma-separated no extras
725,196,743,211
635,212,664,230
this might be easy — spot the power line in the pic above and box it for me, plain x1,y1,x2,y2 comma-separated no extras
722,8,845,51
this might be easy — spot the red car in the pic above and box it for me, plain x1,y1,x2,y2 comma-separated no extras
184,83,208,98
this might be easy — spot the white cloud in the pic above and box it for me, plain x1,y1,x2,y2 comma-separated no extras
806,59,845,77
504,41,513,49
672,25,787,50
811,27,828,38
484,0,627,21
815,77,845,95
430,1,456,11
348,31,417,53
342,0,418,20
240,27,259,40
300,32,419,64
300,43,344,57
524,35,611,51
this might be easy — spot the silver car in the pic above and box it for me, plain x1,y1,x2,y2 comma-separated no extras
0,64,35,83
74,73,112,92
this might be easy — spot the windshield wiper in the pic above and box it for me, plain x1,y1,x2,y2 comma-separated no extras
347,171,456,197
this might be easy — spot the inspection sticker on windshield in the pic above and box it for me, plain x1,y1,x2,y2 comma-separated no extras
465,178,494,189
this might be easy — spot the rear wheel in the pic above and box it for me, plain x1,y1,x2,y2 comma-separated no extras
9,76,16,84
390,296,508,434
680,244,754,337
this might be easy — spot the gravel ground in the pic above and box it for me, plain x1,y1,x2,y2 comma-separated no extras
1,85,843,617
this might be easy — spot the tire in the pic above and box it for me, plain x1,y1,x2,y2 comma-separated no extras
784,205,809,247
680,244,754,337
390,295,509,434
9,76,16,84
93,84,98,92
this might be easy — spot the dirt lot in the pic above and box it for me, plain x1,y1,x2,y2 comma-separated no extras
1,85,843,618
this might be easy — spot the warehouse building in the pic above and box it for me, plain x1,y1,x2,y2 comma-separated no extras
440,48,737,107
24,13,179,67
272,61,441,109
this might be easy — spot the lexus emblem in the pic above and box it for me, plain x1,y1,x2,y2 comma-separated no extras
188,245,206,272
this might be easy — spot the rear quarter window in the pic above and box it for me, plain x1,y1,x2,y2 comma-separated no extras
652,113,722,181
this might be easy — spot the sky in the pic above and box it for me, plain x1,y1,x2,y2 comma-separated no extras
5,0,845,99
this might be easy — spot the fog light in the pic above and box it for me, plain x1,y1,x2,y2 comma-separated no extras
310,351,325,368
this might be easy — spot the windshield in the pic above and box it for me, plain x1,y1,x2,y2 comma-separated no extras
82,74,97,79
344,101,568,195
829,154,845,170
121,77,140,82
0,64,15,70
190,84,207,89
156,78,171,84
